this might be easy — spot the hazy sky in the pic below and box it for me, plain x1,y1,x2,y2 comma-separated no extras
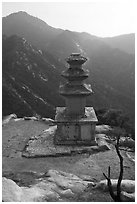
2,1,135,37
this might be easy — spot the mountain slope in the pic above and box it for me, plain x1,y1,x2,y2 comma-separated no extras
3,11,135,54
46,30,134,115
2,35,65,118
2,12,135,123
101,33,135,54
2,34,134,122
2,11,63,51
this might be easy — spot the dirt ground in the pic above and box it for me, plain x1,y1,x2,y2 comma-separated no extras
2,119,135,202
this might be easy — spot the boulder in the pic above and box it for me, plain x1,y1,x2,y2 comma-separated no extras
3,169,94,202
46,169,93,193
95,179,135,193
2,177,60,202
2,177,23,202
126,152,135,162
14,118,24,122
24,116,38,121
2,114,17,125
41,118,54,124
119,137,135,149
95,125,112,134
21,186,47,202
43,125,57,135
56,189,74,198
95,134,111,151
9,113,17,119
121,191,135,202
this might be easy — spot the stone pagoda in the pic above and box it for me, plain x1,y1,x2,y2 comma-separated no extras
54,53,98,145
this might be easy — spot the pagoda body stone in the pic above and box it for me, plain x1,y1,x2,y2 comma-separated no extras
54,53,98,145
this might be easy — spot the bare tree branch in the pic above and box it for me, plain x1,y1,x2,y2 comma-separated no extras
115,135,123,201
103,134,124,202
103,166,117,201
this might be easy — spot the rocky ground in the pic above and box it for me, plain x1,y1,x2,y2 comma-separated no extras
2,116,135,202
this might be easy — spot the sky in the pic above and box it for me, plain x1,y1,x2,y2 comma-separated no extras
2,1,136,37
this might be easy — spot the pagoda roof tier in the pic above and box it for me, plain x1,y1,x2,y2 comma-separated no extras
66,53,87,65
59,83,92,96
61,68,89,80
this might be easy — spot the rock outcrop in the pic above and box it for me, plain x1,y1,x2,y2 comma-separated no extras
2,169,94,202
2,114,17,126
95,179,135,202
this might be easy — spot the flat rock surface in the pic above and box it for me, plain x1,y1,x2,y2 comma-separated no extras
22,126,110,158
2,119,135,202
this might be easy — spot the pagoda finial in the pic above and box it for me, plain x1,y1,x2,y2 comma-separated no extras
66,53,87,66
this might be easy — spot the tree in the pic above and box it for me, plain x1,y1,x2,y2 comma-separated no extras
103,135,123,202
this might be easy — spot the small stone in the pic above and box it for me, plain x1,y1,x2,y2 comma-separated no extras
56,189,74,198
121,191,135,202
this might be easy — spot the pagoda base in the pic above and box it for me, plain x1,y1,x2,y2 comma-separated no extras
54,107,98,146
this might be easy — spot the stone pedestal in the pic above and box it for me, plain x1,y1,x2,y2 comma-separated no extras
54,107,98,145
